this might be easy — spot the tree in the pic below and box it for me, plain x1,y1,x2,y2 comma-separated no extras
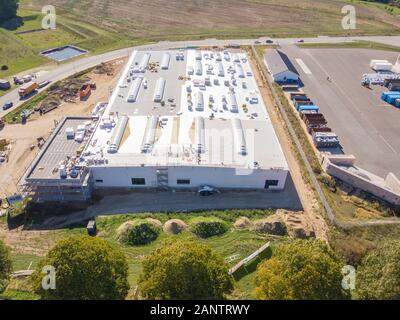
0,0,19,23
138,239,233,299
356,240,400,300
255,239,349,300
32,235,129,300
0,240,12,293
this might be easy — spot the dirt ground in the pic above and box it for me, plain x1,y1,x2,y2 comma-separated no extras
248,50,328,242
0,58,126,198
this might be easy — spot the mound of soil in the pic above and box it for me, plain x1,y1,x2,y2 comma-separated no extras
233,216,252,229
163,219,187,235
253,215,287,236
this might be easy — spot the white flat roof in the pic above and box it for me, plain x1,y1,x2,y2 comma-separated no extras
81,50,288,171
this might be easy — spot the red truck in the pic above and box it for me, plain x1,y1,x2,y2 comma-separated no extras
79,84,91,100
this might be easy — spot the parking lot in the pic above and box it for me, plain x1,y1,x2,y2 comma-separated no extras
283,46,400,177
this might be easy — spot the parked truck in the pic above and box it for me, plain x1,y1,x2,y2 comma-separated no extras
79,84,91,100
18,82,37,99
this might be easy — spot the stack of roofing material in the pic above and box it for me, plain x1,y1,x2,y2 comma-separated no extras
298,104,319,112
370,59,389,68
107,116,129,153
216,61,225,77
153,78,166,102
227,92,239,113
195,116,205,154
195,60,203,76
235,64,245,78
381,91,400,105
232,118,246,155
385,79,400,91
161,52,171,70
290,92,307,101
294,99,313,109
309,126,332,135
127,77,143,102
370,59,393,71
302,113,328,132
313,132,340,148
196,92,204,111
141,115,158,153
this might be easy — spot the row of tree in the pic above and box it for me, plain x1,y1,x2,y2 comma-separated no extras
1,236,400,299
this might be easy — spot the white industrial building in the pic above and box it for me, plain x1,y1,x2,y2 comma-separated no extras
22,49,289,201
264,49,299,83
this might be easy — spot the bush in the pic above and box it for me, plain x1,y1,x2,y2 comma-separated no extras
0,240,12,293
191,219,229,238
139,239,233,299
255,239,349,300
356,240,400,300
1,65,8,71
31,236,129,300
117,221,161,245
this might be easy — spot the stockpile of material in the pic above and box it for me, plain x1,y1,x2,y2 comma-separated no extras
289,90,340,149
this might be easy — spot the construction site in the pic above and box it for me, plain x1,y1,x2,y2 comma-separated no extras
19,49,289,202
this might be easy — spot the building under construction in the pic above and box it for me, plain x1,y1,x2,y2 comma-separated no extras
21,50,289,202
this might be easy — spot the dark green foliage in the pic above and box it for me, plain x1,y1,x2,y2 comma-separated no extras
255,239,349,300
191,220,229,238
139,239,233,299
356,240,400,300
31,236,129,300
0,240,12,293
0,0,19,23
118,222,160,245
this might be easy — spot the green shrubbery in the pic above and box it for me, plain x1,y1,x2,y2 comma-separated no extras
117,221,161,245
191,219,229,238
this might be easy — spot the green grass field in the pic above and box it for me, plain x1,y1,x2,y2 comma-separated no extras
0,8,146,81
297,40,400,51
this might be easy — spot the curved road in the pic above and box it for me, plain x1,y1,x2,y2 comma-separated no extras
1,35,400,118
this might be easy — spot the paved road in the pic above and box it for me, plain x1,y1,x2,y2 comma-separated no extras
39,177,303,229
1,35,400,118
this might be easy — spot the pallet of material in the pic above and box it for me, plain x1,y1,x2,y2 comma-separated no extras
290,92,307,101
309,126,332,135
313,132,340,148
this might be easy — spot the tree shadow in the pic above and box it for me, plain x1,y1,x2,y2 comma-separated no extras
0,16,24,31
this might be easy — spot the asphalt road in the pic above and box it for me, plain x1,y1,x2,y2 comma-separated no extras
39,175,303,229
282,45,400,177
1,35,400,118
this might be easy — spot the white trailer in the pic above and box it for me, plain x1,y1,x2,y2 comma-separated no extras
153,78,166,102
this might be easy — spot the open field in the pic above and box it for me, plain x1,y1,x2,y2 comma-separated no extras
26,0,400,39
0,8,145,80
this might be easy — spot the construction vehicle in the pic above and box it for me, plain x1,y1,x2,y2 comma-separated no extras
79,84,91,100
18,82,37,99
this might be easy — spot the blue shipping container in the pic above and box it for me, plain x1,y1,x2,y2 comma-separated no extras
298,105,319,112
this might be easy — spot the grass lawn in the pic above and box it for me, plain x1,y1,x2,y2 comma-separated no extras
297,40,400,52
